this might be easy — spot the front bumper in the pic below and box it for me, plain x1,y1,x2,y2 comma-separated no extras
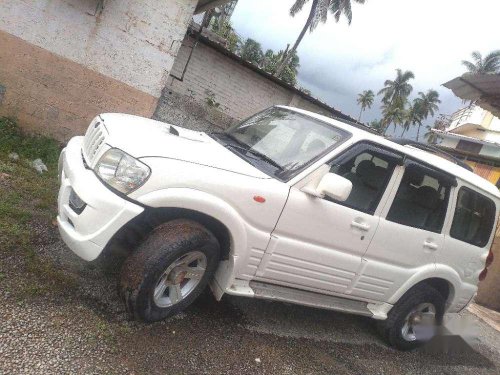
57,137,144,261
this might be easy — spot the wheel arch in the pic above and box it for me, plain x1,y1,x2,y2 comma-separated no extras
389,267,461,309
103,188,248,266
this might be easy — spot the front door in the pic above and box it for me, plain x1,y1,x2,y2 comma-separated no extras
354,161,454,301
255,142,402,295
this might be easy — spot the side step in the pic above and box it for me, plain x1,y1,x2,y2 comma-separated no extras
249,281,373,317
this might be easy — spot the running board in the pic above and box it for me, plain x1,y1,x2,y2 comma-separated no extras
249,281,373,317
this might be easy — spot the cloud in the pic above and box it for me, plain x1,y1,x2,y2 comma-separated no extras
231,0,500,139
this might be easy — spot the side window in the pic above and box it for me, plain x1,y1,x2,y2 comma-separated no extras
329,143,401,214
386,163,452,233
450,188,496,247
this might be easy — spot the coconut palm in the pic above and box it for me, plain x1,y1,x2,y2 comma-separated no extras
414,89,441,141
462,50,500,75
381,102,406,135
401,100,423,138
424,114,448,144
424,126,437,144
378,69,415,108
356,90,375,122
274,0,367,77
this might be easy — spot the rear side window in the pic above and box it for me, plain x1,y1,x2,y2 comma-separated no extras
450,188,496,247
386,163,452,233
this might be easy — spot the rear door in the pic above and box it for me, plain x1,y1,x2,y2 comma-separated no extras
437,184,497,308
354,161,455,301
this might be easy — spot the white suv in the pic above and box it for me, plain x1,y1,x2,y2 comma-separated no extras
57,106,498,350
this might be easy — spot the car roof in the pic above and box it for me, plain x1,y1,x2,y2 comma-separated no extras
278,105,500,200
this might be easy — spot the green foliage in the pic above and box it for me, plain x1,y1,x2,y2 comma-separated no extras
276,0,366,78
357,89,375,122
381,102,406,134
240,38,264,65
211,19,241,53
290,0,366,31
262,49,300,85
0,117,74,298
462,50,500,75
378,69,415,107
0,117,61,166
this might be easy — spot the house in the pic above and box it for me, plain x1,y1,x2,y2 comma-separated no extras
0,0,231,140
432,105,500,186
439,73,500,311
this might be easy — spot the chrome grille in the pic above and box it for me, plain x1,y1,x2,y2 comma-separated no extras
83,120,107,166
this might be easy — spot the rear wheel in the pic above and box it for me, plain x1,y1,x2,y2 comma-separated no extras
119,219,220,322
377,285,445,350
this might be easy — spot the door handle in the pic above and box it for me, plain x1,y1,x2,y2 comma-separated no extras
423,241,438,250
351,221,370,231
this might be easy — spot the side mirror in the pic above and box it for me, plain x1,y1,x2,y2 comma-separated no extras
301,173,353,201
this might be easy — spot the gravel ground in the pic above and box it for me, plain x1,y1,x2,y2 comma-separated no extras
1,221,500,374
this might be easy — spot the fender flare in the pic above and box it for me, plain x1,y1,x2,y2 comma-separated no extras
136,187,251,279
388,265,462,306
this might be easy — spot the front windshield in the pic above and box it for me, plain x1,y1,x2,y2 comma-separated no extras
224,107,350,179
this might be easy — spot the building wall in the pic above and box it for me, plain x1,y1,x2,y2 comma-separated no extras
0,0,197,140
476,225,500,312
161,36,334,129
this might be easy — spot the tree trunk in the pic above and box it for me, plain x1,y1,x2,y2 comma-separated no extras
358,107,363,122
275,0,319,78
416,123,422,141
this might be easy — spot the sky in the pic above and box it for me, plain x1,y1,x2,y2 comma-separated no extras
230,0,500,139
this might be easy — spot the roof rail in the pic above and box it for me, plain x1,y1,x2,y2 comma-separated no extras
391,138,474,172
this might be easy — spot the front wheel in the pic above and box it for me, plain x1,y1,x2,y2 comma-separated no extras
119,219,220,322
377,285,445,350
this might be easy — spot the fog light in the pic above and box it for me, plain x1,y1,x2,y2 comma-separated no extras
69,189,86,214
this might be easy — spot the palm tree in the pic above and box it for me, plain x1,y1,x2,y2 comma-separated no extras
274,0,366,77
382,102,406,135
462,50,500,75
378,69,415,108
424,126,439,144
356,90,374,122
414,90,441,141
401,100,423,138
424,115,447,144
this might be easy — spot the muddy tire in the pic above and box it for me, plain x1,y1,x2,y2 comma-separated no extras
377,285,445,351
119,219,220,322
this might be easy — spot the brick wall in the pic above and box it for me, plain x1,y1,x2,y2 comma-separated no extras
160,35,336,129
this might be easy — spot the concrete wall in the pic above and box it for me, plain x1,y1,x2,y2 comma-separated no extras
0,0,197,139
157,35,336,130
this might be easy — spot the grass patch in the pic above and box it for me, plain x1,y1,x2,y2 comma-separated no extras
0,117,61,166
0,117,76,297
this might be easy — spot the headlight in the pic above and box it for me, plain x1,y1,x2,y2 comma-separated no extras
95,148,151,194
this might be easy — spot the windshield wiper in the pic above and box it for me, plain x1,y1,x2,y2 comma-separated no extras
245,148,283,170
220,133,283,171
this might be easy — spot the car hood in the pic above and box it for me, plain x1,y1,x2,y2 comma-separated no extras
100,113,270,179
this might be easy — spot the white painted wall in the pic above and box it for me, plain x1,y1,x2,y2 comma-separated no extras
0,0,198,97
